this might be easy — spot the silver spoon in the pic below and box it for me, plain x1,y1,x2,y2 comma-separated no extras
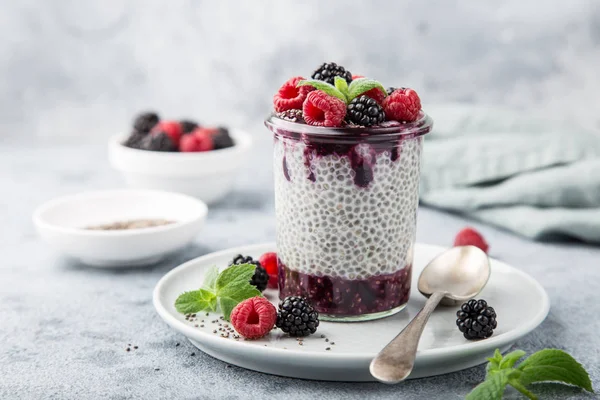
370,245,490,383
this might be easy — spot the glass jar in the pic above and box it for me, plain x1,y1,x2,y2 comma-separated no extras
265,113,433,321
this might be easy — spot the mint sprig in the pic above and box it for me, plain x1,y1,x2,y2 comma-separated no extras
467,349,593,400
298,77,386,104
174,263,262,321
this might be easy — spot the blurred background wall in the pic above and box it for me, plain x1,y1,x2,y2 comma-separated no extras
2,0,600,145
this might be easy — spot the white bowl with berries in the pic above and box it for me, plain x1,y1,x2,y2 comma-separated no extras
109,112,253,204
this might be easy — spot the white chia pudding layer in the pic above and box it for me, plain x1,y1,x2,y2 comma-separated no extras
274,136,423,280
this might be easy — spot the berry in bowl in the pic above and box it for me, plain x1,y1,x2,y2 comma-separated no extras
265,62,433,321
109,111,252,204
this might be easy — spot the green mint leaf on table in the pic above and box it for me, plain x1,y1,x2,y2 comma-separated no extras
346,78,387,102
297,79,347,103
517,349,593,392
334,76,349,98
466,369,513,400
202,265,219,291
499,350,526,370
466,348,594,400
174,289,217,314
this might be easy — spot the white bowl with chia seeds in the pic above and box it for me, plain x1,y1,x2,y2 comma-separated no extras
33,189,207,267
108,129,253,204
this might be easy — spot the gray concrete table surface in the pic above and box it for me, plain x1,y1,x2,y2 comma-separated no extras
1,139,598,400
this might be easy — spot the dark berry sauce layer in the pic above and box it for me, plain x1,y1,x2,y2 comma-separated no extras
278,262,412,316
268,113,432,188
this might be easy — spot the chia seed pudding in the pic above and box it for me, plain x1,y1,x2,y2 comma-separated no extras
266,114,432,321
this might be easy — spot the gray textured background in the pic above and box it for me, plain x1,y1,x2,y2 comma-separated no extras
2,1,600,399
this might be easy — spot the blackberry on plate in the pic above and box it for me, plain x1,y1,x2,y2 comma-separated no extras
276,296,319,337
456,299,497,340
212,127,235,150
346,95,385,126
311,62,352,85
230,254,268,292
133,112,159,133
180,120,199,134
142,132,177,152
123,131,147,149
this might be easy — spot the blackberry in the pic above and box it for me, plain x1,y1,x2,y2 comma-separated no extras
276,296,319,337
142,132,177,152
123,131,147,149
311,62,352,85
346,95,385,126
212,127,235,150
133,112,159,133
230,254,268,292
180,120,199,134
456,299,497,340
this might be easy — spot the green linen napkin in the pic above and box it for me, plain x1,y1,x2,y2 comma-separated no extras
419,104,600,243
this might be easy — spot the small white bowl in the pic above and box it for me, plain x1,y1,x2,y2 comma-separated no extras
33,189,208,267
108,129,252,204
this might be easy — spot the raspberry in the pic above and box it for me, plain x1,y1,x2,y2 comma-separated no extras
382,88,422,122
363,88,386,104
259,252,278,289
454,227,489,254
230,297,277,339
179,131,212,152
151,121,183,146
273,76,313,113
302,91,346,127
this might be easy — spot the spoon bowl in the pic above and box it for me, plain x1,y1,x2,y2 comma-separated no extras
370,245,491,383
418,245,491,306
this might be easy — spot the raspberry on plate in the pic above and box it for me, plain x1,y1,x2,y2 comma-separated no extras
454,227,489,254
151,121,183,146
230,297,277,339
382,88,421,122
259,252,278,289
273,76,313,113
302,90,346,127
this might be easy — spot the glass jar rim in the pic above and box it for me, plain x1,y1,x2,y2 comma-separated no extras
265,111,433,139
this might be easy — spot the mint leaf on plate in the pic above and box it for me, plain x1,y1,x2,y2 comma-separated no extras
175,289,217,314
202,265,219,291
174,263,263,321
517,349,593,392
297,79,347,103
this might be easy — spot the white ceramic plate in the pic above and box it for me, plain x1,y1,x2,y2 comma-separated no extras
153,242,549,381
34,189,207,267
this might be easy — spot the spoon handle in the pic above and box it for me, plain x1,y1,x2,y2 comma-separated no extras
369,291,446,383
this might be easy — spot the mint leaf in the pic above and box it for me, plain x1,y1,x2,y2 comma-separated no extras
202,265,219,291
215,263,262,320
500,350,526,370
175,289,217,314
346,78,387,101
334,76,349,98
297,79,347,102
218,296,240,321
216,264,257,292
486,349,505,374
517,349,593,392
508,378,538,400
466,369,513,400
